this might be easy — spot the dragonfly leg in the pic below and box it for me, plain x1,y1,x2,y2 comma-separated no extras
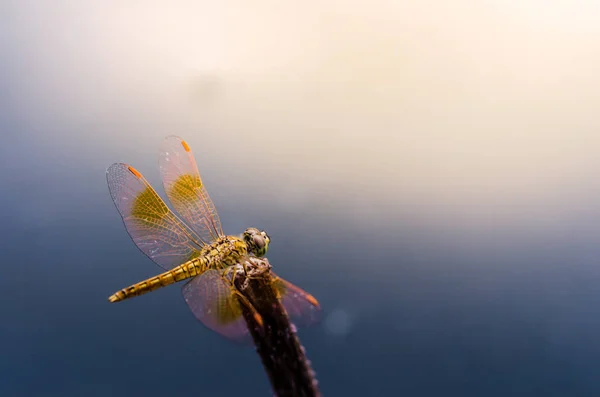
219,266,241,289
220,267,232,280
217,265,264,329
231,267,237,284
220,270,264,329
230,285,264,329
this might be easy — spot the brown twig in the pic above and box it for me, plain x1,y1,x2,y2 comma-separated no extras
235,257,321,397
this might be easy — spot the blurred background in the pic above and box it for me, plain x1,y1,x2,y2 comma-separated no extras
2,0,600,395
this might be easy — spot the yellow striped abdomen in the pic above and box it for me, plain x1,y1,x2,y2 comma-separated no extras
108,257,209,303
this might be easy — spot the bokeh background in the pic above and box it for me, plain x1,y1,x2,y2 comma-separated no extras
2,1,600,396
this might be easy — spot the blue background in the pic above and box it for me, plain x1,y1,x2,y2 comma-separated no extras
2,1,600,396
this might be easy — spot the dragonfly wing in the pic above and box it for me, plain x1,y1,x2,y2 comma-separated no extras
272,273,321,326
107,163,204,270
159,135,224,244
182,270,251,343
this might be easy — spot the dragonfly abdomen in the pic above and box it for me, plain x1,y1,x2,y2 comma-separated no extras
108,237,248,303
108,257,209,303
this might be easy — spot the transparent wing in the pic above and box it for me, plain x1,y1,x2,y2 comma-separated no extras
159,135,224,244
182,270,252,343
272,273,321,327
107,163,204,270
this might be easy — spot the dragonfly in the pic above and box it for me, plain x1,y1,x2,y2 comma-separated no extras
107,135,320,341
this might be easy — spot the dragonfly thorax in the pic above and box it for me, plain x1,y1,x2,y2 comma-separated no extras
243,227,270,257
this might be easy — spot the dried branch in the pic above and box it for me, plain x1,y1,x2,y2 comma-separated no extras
235,257,321,397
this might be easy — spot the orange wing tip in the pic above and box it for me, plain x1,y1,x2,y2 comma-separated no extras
181,139,191,152
306,294,320,308
127,166,143,179
254,312,264,328
108,294,119,303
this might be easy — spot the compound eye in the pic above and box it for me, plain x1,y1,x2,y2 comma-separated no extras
253,234,265,249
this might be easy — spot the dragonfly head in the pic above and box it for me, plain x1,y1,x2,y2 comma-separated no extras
243,227,270,257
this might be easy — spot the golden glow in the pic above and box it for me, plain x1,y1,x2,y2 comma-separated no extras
17,1,600,233
485,0,600,31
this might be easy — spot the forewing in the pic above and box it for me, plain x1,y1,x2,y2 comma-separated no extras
272,274,321,326
182,270,251,343
107,163,204,270
159,135,224,244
